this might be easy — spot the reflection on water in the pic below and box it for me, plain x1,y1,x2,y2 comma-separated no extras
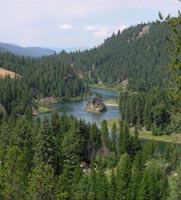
38,88,120,124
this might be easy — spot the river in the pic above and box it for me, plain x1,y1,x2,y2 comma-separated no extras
38,87,181,150
38,87,120,124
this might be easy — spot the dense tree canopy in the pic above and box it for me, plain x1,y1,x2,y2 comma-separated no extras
0,113,178,200
0,16,180,199
56,21,171,91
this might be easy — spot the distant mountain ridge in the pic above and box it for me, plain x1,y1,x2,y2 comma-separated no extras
0,42,90,57
51,46,91,53
0,21,172,92
0,42,55,57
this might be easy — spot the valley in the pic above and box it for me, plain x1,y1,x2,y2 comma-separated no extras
0,15,180,200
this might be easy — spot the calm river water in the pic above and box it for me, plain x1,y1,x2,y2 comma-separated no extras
38,88,120,124
38,88,181,151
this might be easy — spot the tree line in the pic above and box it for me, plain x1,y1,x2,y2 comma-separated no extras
119,88,171,135
0,112,180,200
119,14,181,134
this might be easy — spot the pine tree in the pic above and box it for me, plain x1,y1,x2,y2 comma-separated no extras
0,146,26,200
175,163,181,200
95,159,108,200
51,111,63,175
100,120,110,156
87,164,97,200
27,162,55,200
167,14,181,133
127,151,144,200
108,170,117,200
51,111,61,135
89,123,101,158
116,153,131,199
11,117,33,174
61,119,83,169
137,159,168,200
110,122,117,152
33,117,56,167
56,164,71,200
71,164,83,198
73,174,89,200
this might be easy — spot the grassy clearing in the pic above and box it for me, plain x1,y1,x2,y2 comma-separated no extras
89,84,122,92
103,118,120,128
37,106,51,113
132,130,181,144
66,93,89,102
105,118,181,144
0,67,20,79
103,99,119,106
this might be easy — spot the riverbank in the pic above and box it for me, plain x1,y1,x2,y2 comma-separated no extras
89,84,119,106
89,83,122,92
36,87,121,124
105,118,181,144
35,97,59,114
103,99,119,106
36,93,90,114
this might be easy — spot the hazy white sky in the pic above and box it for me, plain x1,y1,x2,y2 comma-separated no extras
0,0,180,48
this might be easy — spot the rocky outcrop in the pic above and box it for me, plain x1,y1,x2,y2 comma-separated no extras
85,94,107,113
0,104,6,114
39,97,56,104
137,25,150,38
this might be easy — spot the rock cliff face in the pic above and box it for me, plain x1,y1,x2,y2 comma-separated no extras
85,94,107,113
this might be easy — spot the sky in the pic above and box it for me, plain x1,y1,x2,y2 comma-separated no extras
0,0,180,49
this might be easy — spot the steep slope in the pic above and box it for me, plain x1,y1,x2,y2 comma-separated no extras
0,67,20,79
58,21,171,91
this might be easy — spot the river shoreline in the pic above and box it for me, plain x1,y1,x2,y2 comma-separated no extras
105,118,181,144
89,84,121,92
37,87,120,123
36,88,180,144
36,93,90,114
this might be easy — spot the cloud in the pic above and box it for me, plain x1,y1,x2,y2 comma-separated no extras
57,24,74,30
85,25,127,39
1,1,180,23
0,0,180,48
85,25,98,31
93,27,109,38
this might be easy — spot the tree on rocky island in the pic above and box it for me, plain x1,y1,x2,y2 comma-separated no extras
85,94,107,113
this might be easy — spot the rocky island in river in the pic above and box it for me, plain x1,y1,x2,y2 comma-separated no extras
85,94,108,113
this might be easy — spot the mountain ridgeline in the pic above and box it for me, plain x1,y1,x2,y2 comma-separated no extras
57,21,171,91
0,42,55,57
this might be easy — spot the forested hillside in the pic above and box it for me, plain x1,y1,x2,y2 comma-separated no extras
118,16,181,135
0,16,180,200
57,21,171,91
0,52,87,115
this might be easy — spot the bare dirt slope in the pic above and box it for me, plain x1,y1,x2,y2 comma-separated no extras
0,67,19,79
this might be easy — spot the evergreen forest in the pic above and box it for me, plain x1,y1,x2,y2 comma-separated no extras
0,15,180,200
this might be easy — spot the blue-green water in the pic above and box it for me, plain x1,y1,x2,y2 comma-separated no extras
38,88,120,124
37,87,181,150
